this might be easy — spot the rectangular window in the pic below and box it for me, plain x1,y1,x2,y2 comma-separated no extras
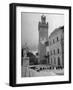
54,50,55,55
53,39,55,43
51,51,52,55
58,49,59,54
57,37,59,41
50,41,51,45
54,57,56,64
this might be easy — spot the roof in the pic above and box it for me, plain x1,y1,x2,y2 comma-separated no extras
49,26,64,38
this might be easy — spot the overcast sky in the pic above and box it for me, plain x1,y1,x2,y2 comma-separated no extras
21,12,64,50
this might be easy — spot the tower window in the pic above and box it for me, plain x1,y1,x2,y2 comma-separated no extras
41,15,46,23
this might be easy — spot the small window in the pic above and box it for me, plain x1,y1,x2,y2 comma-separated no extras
51,51,52,55
58,57,60,65
58,49,59,54
50,51,52,55
47,52,49,56
57,37,59,41
54,49,55,55
53,39,55,43
54,57,56,64
51,58,52,64
45,41,49,46
50,41,51,45
48,41,49,46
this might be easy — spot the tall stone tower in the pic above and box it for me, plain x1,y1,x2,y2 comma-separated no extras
38,15,48,64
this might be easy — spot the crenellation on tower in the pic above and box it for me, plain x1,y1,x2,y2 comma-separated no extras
38,15,48,31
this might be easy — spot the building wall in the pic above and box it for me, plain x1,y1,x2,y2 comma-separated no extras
46,26,64,68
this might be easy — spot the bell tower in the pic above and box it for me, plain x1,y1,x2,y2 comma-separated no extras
38,15,48,63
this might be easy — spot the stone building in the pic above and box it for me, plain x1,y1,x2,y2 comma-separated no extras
38,15,48,64
46,26,64,68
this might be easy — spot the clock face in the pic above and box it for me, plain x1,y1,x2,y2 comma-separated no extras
40,37,46,45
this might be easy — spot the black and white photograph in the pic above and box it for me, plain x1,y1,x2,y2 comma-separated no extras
10,3,71,87
21,13,64,77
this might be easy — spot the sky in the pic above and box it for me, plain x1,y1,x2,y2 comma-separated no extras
21,12,64,51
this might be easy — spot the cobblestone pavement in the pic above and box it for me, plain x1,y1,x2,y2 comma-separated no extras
29,69,64,77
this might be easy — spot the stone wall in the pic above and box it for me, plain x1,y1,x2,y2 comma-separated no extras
46,26,64,68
